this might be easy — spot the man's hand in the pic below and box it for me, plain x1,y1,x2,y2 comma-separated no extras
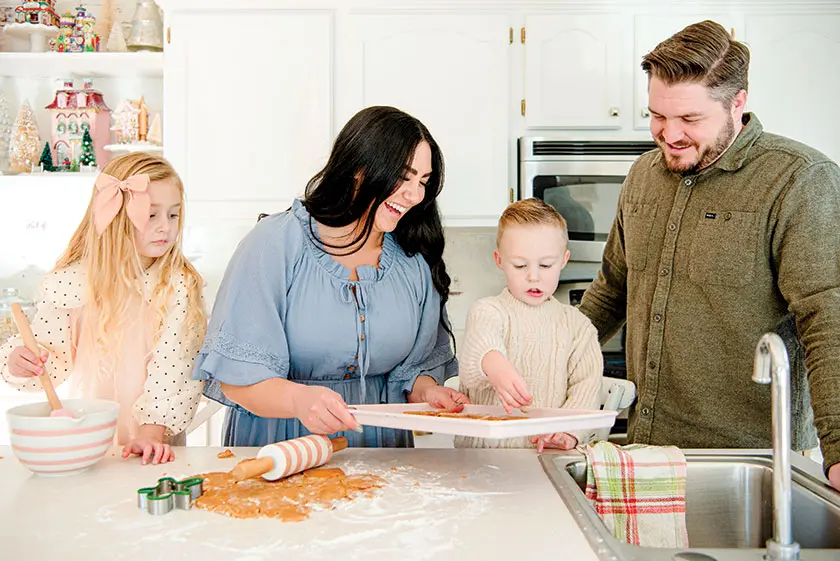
829,462,840,491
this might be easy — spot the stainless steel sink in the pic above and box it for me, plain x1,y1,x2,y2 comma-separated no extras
540,450,840,561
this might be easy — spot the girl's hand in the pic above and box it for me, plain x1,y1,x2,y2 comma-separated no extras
293,385,360,435
122,425,174,465
423,385,471,412
530,432,578,453
8,346,49,378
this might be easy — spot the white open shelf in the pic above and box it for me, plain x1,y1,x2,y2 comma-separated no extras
0,52,163,78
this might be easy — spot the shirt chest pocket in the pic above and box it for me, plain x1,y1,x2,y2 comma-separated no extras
689,210,759,287
623,201,658,271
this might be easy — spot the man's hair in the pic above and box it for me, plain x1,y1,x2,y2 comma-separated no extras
497,198,568,247
641,20,750,103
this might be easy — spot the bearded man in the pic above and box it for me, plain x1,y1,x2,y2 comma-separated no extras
579,20,840,490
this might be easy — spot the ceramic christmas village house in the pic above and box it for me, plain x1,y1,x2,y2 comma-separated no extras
111,98,143,144
13,1,59,27
45,79,110,168
53,5,99,52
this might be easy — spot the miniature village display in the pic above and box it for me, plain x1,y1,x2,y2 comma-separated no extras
44,79,110,170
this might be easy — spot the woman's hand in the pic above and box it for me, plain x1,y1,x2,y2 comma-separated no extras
122,424,173,465
292,385,361,434
7,346,48,378
424,385,471,411
530,433,578,453
408,376,470,411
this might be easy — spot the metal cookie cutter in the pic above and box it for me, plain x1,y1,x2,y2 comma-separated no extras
137,476,204,515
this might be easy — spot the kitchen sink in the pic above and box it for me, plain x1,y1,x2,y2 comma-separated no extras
541,450,840,561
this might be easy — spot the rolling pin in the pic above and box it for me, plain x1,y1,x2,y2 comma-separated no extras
231,435,349,482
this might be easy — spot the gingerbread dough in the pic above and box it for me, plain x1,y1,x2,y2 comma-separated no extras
404,411,527,421
216,449,235,459
193,463,384,521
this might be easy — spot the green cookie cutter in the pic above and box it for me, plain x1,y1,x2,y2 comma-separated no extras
137,476,204,515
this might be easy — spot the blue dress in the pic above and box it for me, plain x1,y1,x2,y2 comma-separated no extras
193,200,457,447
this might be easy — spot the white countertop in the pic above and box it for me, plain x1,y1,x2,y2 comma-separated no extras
0,445,599,561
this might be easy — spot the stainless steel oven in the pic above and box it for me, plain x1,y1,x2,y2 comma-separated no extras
518,139,657,263
520,139,656,380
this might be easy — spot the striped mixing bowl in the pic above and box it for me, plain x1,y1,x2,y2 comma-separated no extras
6,399,119,477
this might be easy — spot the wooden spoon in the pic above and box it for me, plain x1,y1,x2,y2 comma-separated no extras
10,302,73,418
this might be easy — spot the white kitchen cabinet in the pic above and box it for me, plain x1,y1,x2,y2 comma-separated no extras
338,14,510,226
523,14,627,130
745,14,840,164
633,13,744,130
164,9,334,207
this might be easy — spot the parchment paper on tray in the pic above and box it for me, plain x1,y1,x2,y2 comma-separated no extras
348,403,617,439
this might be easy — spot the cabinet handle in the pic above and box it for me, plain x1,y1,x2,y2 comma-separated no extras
167,27,171,44
609,107,620,117
640,107,650,118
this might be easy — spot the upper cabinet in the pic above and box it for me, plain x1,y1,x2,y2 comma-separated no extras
745,14,840,164
523,14,627,130
164,9,334,209
633,14,744,130
338,14,511,225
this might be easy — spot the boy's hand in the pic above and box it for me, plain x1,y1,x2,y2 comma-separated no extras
530,433,577,453
485,369,532,414
122,424,173,465
8,346,49,378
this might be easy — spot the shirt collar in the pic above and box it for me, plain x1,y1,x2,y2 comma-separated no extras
648,112,764,173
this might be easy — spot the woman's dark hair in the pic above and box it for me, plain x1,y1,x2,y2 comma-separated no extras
303,106,453,335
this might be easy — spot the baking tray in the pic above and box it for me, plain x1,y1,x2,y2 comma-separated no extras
348,403,617,439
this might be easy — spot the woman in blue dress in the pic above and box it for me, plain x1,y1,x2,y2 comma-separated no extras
193,106,468,447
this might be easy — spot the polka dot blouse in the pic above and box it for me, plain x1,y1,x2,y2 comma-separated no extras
0,262,205,439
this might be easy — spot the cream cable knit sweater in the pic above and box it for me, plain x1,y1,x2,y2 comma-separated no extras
455,289,603,448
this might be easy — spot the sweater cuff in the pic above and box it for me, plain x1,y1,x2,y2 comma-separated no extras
466,348,506,392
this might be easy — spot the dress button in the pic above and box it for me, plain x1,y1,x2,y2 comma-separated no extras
641,407,651,416
660,268,670,276
360,334,365,341
348,365,356,372
343,373,351,380
654,314,662,322
668,223,676,232
684,178,694,187
724,212,732,221
648,360,657,369
360,314,365,322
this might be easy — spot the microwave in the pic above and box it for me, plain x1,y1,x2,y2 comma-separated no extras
519,139,657,263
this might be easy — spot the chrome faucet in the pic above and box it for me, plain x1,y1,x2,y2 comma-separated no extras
752,333,800,561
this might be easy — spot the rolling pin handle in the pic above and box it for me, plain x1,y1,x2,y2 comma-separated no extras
230,456,275,482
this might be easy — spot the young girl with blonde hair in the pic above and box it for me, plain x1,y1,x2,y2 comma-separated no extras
0,152,206,465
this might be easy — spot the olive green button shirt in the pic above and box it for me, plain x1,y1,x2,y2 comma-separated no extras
580,113,840,474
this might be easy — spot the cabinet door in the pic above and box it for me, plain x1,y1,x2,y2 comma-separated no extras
339,14,510,226
745,15,840,163
523,15,625,129
633,14,744,130
164,10,333,205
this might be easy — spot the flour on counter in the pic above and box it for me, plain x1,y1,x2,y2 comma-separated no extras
87,458,510,561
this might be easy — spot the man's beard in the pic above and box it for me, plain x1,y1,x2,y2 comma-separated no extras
657,118,736,175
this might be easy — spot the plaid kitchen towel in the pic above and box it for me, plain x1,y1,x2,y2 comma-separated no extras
583,441,689,548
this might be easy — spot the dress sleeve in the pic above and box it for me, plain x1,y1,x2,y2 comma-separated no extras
192,213,301,407
387,259,457,397
458,299,508,393
1,270,78,391
133,274,205,436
